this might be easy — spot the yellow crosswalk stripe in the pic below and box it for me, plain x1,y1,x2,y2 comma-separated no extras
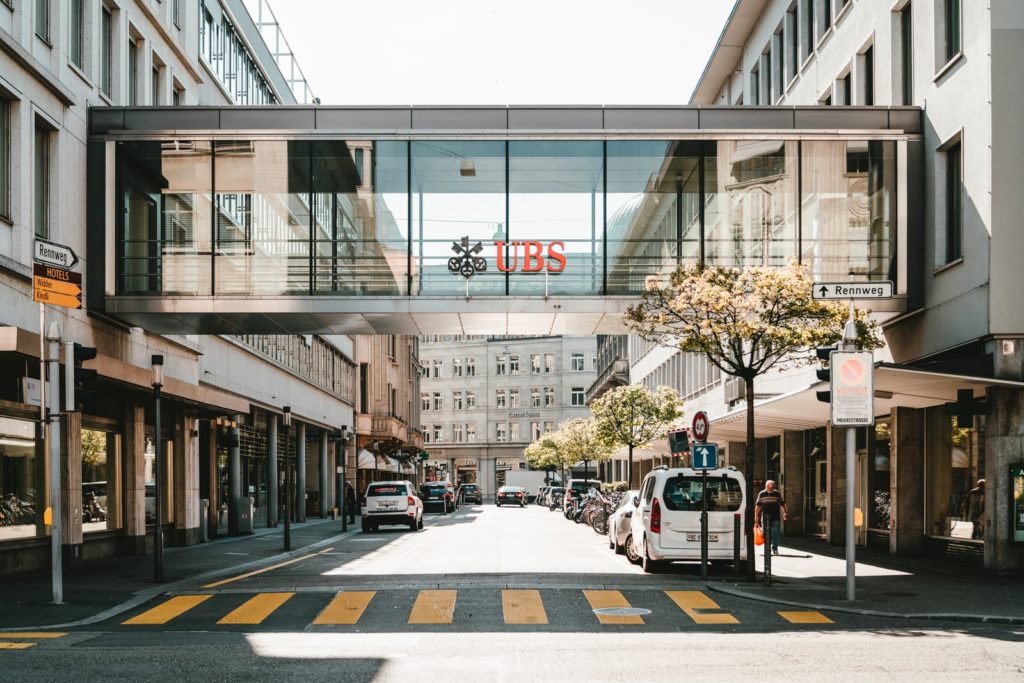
313,591,377,625
502,589,548,625
779,610,833,624
583,589,645,625
217,592,294,625
0,633,66,639
123,595,212,625
0,643,35,650
665,591,739,625
408,589,457,624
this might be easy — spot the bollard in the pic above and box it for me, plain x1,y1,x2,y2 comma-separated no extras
733,513,741,578
765,522,772,587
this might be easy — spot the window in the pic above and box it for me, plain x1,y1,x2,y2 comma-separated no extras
35,0,49,42
900,3,914,105
496,389,507,408
433,392,443,411
571,387,585,406
822,0,832,33
422,426,430,444
803,0,815,61
199,2,277,104
466,358,476,376
944,141,962,263
786,6,799,81
100,6,112,96
544,420,554,433
544,353,554,373
592,355,597,372
862,45,874,105
432,359,442,378
840,71,851,105
530,388,541,408
531,354,541,373
420,393,430,411
943,0,961,64
34,125,50,237
452,391,463,410
172,85,184,106
0,98,9,220
531,422,542,440
544,387,555,407
496,423,508,442
571,353,584,372
433,425,443,443
128,37,139,105
509,355,519,375
750,64,759,104
467,424,476,442
453,423,464,443
359,363,368,412
509,389,520,409
70,0,85,69
453,358,462,377
173,0,183,28
496,355,507,375
510,423,521,442
152,65,161,105
764,50,772,104
466,391,477,409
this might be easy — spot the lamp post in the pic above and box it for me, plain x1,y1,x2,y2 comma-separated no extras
282,406,292,551
338,427,351,532
151,354,164,582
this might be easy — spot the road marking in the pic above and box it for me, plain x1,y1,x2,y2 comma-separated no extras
123,595,212,625
217,592,295,625
0,643,35,650
664,591,739,625
583,590,645,625
0,632,66,639
202,550,328,589
408,589,457,625
502,589,548,625
779,610,833,624
313,591,377,625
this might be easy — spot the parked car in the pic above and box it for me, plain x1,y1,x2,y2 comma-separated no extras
361,480,423,532
535,486,549,506
563,478,602,511
608,489,641,559
545,486,564,508
420,482,456,514
629,467,747,573
496,485,526,507
457,483,482,505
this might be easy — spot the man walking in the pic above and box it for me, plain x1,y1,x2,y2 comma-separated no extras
754,479,789,555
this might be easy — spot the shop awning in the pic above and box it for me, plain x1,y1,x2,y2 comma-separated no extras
706,364,1024,442
377,455,400,473
400,459,415,474
357,449,376,469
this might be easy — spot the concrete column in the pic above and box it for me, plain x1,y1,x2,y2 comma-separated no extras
782,430,804,536
335,440,344,515
60,410,83,551
727,441,748,478
228,418,241,534
267,413,278,527
890,407,925,555
199,421,218,538
124,404,146,554
478,456,495,501
296,424,306,523
173,413,200,545
827,423,848,546
319,429,331,514
985,387,1024,571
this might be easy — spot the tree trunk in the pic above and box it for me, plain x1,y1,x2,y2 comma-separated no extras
628,444,635,488
745,375,757,580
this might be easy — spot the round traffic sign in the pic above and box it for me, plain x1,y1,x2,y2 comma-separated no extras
839,357,867,385
692,411,710,443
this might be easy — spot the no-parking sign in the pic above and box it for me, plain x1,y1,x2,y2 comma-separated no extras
831,351,874,426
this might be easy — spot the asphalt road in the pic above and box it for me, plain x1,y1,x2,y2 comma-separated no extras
4,504,1024,680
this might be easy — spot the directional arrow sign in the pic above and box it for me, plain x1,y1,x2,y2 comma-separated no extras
812,281,893,300
34,238,79,269
33,275,81,298
33,288,81,309
692,443,718,470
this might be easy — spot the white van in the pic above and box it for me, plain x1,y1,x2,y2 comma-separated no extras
629,467,747,573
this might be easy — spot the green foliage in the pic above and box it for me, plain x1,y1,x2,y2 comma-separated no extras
590,384,683,452
524,418,610,471
601,481,629,493
81,429,106,470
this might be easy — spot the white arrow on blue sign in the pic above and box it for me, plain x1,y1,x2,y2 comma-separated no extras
692,443,718,469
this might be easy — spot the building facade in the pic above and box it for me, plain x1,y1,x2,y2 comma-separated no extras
419,336,597,499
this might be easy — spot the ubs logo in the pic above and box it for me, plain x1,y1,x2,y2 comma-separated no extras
449,236,567,279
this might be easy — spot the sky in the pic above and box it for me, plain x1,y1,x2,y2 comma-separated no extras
267,0,735,106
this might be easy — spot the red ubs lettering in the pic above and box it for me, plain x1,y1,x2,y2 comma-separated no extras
494,241,566,273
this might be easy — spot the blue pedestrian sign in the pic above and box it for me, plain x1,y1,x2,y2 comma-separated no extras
692,443,718,469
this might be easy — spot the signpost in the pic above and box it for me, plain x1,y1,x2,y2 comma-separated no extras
33,263,82,309
687,411,713,579
34,237,78,269
692,443,718,470
830,351,874,427
691,411,709,443
811,281,893,300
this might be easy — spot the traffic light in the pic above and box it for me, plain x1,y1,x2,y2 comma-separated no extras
65,342,97,412
814,346,836,403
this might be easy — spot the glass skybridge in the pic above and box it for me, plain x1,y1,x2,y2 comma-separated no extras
87,106,922,335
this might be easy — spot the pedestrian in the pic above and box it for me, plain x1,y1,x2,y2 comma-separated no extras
754,479,789,555
960,479,985,540
345,482,356,524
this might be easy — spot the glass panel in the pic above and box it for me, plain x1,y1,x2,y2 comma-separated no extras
0,416,42,541
214,140,310,295
705,140,798,268
0,99,8,218
925,407,984,540
508,141,603,295
606,141,699,294
802,140,895,281
34,127,49,237
82,429,122,532
162,141,213,294
311,140,407,295
412,141,505,296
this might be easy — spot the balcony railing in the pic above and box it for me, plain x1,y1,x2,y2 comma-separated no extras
586,357,629,403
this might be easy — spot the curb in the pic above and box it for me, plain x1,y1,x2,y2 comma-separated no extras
706,583,1024,625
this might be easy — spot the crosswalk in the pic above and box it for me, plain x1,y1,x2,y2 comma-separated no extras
116,589,834,630
0,632,67,650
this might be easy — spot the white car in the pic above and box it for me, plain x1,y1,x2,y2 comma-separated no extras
607,490,641,560
629,467,747,573
361,480,423,533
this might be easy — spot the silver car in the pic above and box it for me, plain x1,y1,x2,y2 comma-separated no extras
608,490,641,561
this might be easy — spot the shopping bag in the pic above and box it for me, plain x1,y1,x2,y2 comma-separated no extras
754,526,764,546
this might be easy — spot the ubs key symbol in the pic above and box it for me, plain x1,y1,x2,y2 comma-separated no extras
448,236,488,279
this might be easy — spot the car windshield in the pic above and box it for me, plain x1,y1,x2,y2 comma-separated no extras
570,482,597,493
550,487,563,494
367,484,408,497
461,485,478,491
422,485,445,494
663,476,742,512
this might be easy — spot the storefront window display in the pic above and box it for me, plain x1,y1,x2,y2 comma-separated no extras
81,428,122,532
0,417,41,541
926,408,985,541
868,419,891,531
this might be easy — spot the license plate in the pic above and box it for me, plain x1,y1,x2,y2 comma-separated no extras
687,532,719,542
428,496,439,500
378,501,396,509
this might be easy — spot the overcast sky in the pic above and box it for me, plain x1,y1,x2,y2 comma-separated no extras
268,0,735,106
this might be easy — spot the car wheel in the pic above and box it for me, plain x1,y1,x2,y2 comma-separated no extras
642,537,664,574
409,517,417,531
520,502,525,508
417,514,424,530
624,534,640,563
496,502,501,507
608,531,615,550
361,520,370,533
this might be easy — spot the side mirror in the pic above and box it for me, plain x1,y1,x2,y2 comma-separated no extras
632,496,639,507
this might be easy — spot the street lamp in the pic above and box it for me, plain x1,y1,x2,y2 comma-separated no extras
336,427,352,531
151,354,164,582
282,406,292,551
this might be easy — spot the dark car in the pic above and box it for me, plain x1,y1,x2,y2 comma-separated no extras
420,482,456,514
496,485,526,507
457,483,482,505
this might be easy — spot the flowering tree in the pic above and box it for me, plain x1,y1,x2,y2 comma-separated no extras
524,432,565,484
555,418,613,480
624,260,880,577
590,384,683,488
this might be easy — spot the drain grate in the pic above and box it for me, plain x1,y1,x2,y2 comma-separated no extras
592,607,652,617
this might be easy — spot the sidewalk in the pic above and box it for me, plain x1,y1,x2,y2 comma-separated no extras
708,535,1024,624
0,517,355,631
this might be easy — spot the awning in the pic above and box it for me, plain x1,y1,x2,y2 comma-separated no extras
400,459,415,474
706,364,1024,442
357,449,376,469
378,455,400,473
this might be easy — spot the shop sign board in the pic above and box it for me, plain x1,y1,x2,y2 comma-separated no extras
32,264,82,309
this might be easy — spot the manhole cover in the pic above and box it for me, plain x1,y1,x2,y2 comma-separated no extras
592,607,652,617
881,592,917,598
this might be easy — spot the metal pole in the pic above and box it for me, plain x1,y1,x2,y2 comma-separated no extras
700,468,708,581
283,422,291,551
341,437,348,532
843,299,857,601
764,513,772,587
733,513,741,577
46,323,62,604
154,382,163,582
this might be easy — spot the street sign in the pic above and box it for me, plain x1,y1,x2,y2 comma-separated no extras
667,429,689,455
33,264,82,309
33,238,78,269
812,281,893,300
692,443,718,469
691,411,710,443
830,351,874,426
